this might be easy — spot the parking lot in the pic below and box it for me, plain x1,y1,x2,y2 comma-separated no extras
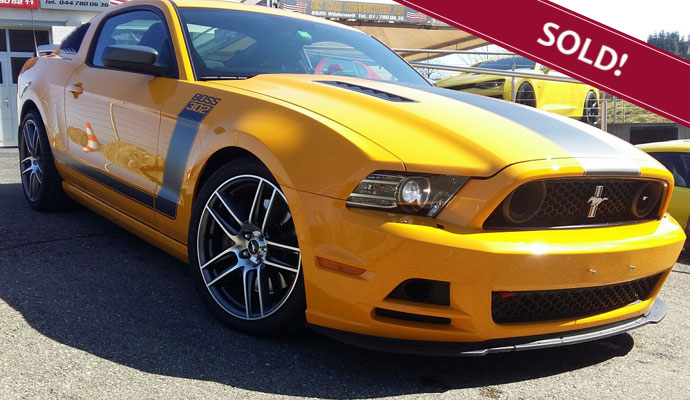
0,147,689,399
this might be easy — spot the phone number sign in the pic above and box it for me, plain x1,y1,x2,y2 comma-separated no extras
40,0,109,11
0,0,39,9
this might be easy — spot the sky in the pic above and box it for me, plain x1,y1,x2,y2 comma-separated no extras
347,0,690,41
550,0,690,41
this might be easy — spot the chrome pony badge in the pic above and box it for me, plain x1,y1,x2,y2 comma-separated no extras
587,185,609,218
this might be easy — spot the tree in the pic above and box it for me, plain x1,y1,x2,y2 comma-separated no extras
647,31,687,58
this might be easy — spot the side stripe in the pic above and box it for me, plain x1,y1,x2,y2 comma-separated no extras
155,93,221,219
70,157,155,208
60,93,221,219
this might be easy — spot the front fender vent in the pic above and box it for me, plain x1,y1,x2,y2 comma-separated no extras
315,81,416,103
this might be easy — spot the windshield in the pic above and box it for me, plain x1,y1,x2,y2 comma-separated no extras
475,57,536,70
178,8,428,84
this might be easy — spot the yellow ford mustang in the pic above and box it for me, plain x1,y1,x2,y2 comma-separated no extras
638,140,690,245
436,56,601,125
17,0,684,355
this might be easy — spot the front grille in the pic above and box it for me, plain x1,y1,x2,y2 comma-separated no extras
484,179,664,229
492,274,662,324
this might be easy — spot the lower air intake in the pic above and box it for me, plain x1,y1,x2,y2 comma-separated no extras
492,274,662,324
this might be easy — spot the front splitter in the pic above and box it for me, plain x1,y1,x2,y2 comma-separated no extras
307,298,667,356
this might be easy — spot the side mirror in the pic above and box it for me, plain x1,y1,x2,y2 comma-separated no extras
101,45,167,76
37,44,58,56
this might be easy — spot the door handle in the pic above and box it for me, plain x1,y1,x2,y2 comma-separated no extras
67,83,83,98
3,99,7,107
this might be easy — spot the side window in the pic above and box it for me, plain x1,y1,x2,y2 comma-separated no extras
649,152,690,188
60,23,90,54
91,10,176,77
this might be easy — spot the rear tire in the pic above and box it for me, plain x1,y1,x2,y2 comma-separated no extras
515,82,537,108
188,159,305,336
18,110,67,211
581,91,600,126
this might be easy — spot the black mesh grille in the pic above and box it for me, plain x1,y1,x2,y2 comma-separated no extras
484,179,663,229
316,81,416,102
492,274,662,324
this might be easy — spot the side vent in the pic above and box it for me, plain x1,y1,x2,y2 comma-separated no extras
388,279,450,306
315,81,416,103
375,308,450,325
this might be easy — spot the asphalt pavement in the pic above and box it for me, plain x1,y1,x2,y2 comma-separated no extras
0,147,689,399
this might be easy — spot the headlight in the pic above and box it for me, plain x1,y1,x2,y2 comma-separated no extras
346,172,469,218
475,79,505,89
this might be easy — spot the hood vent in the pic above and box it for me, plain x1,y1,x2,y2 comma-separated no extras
315,81,416,103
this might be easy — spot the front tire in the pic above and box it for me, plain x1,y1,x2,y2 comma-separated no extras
188,159,305,335
18,110,67,211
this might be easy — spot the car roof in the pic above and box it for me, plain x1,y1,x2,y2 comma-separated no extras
636,139,690,152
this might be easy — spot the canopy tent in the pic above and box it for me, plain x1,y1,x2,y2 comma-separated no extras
343,23,487,62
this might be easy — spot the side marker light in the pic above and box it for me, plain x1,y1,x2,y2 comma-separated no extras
317,257,366,276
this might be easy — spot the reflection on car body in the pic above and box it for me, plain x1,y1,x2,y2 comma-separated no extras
436,56,601,125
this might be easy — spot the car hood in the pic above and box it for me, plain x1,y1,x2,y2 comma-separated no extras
210,75,651,177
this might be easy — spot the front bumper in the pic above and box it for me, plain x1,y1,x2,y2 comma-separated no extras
283,161,684,347
308,298,666,356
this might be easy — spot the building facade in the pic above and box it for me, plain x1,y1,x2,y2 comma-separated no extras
0,2,102,146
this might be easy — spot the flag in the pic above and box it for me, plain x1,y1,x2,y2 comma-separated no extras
406,11,428,22
110,0,127,6
284,0,307,14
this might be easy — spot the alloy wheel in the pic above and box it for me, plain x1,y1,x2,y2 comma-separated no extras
196,175,301,320
515,83,537,108
19,119,44,202
583,92,600,126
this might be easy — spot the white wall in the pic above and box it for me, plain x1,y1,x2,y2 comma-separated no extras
0,8,98,30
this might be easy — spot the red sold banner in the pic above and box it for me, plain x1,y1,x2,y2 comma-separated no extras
0,0,38,8
397,0,690,126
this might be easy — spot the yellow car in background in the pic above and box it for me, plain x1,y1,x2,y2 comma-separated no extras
638,140,690,243
16,0,683,356
436,56,600,125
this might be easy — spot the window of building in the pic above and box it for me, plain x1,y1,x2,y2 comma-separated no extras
8,30,49,53
11,57,31,84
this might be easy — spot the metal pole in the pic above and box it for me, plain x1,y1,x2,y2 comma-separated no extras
394,49,516,56
408,62,582,83
600,100,608,132
511,55,517,102
613,97,617,124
